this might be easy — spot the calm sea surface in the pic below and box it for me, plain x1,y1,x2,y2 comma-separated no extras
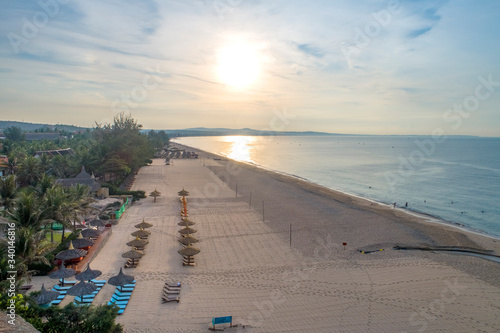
175,135,500,238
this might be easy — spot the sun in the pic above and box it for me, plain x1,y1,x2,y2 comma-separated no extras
216,42,260,89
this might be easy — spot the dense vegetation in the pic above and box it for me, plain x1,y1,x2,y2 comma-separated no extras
0,113,167,332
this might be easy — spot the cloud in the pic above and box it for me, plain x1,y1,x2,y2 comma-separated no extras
0,0,499,135
407,26,432,38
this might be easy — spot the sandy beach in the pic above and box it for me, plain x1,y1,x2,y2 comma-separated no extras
31,155,500,333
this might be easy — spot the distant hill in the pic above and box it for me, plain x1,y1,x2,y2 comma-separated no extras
161,127,339,137
0,120,86,132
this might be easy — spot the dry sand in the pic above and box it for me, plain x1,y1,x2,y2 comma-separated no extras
31,157,500,332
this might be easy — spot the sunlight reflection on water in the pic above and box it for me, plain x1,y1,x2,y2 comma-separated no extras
222,136,256,163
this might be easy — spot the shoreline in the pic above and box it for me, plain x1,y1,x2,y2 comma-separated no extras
172,141,500,243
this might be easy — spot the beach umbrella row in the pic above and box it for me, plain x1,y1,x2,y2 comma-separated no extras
123,219,152,267
177,189,200,266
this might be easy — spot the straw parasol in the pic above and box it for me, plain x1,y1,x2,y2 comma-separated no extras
71,233,94,249
178,226,197,235
178,189,189,217
178,218,195,227
49,263,76,286
178,189,190,197
134,219,153,229
55,241,87,261
67,281,97,299
178,235,199,245
88,219,106,227
178,245,200,256
108,268,135,291
75,264,102,282
126,237,148,248
131,228,151,238
122,249,144,265
149,189,161,202
34,284,60,305
81,228,100,238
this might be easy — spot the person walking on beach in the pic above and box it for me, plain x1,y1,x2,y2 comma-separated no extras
393,202,396,208
405,202,408,208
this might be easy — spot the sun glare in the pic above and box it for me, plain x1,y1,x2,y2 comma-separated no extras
223,136,256,162
217,43,260,89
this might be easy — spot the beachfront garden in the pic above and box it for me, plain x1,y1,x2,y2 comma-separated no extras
0,114,167,332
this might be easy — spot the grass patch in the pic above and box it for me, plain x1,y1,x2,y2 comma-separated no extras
45,231,63,243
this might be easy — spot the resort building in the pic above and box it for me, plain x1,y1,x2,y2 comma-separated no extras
56,166,108,197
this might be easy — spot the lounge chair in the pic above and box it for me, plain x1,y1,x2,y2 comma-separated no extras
162,296,180,303
53,285,72,291
114,291,133,297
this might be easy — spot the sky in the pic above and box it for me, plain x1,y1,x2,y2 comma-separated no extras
1,0,499,136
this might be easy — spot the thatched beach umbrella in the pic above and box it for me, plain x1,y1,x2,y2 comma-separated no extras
178,189,189,217
178,235,199,245
122,249,144,259
178,218,195,227
108,268,135,291
127,237,148,248
34,284,60,305
81,228,100,238
134,219,153,229
49,263,76,286
131,228,151,238
75,264,102,282
149,189,161,202
67,281,97,300
178,245,200,256
88,219,106,227
71,233,94,249
55,242,87,261
178,226,197,235
178,189,190,197
122,249,144,265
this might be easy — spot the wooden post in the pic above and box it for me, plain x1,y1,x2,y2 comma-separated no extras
262,200,265,222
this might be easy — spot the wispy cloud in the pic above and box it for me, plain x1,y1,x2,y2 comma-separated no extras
0,0,499,135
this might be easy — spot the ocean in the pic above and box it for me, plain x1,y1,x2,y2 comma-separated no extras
174,135,500,238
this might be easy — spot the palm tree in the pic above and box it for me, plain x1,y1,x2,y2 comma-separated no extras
7,189,45,230
68,184,95,229
5,154,18,175
42,185,77,242
36,174,55,196
0,175,17,214
17,156,43,187
14,227,56,281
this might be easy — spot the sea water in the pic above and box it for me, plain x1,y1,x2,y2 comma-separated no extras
174,135,500,238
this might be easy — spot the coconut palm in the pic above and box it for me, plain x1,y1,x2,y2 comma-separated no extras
17,156,43,187
14,227,56,280
42,185,78,242
7,189,45,230
0,175,16,214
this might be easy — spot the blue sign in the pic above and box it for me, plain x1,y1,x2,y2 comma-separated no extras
212,316,232,325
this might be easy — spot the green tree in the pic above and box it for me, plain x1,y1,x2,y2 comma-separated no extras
7,189,45,230
4,126,25,141
0,175,16,213
92,113,154,182
43,185,77,242
14,227,55,280
17,156,43,187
